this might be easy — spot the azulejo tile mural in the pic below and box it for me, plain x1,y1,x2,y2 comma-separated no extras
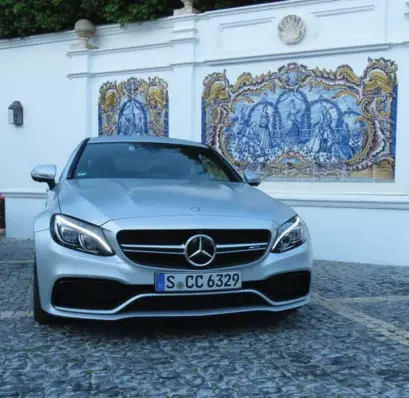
202,58,398,182
98,77,169,137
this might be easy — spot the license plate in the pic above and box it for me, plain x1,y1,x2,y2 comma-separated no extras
155,271,242,292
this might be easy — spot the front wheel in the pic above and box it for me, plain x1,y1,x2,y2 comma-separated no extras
33,261,58,325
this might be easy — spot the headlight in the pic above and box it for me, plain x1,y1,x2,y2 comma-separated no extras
50,214,114,256
271,215,307,253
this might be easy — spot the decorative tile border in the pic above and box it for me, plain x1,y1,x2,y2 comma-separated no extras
202,58,398,182
98,77,169,137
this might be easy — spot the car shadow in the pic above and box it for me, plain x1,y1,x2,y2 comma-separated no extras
51,309,301,339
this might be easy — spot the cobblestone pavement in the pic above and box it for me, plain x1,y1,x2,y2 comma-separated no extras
0,239,409,397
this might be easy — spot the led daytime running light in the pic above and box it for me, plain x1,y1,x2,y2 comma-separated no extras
53,214,113,255
272,216,301,252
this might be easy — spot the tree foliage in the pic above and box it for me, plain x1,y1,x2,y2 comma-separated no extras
0,0,279,40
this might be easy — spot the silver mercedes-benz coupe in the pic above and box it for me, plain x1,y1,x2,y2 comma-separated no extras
31,136,313,324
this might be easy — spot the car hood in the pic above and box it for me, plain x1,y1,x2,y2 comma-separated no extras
57,178,295,226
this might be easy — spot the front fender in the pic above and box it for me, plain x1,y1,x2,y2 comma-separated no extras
34,189,60,232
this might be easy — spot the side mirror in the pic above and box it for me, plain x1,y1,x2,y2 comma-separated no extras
243,170,261,187
31,164,57,190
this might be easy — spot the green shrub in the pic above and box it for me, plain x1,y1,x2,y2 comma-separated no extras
0,0,280,39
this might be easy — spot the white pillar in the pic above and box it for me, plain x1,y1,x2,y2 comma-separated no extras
66,48,93,138
168,16,198,141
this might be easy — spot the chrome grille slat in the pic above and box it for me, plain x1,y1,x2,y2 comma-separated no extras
216,243,268,249
122,244,184,250
122,248,267,255
123,249,185,255
216,247,267,255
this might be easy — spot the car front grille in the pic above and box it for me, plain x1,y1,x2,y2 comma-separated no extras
117,229,272,269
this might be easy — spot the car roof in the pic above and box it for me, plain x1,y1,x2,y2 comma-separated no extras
88,135,207,148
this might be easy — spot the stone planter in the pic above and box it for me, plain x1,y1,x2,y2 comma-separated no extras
174,0,199,15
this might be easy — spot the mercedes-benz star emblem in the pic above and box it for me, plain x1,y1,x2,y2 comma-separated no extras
184,234,216,267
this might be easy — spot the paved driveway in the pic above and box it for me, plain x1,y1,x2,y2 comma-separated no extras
0,239,408,397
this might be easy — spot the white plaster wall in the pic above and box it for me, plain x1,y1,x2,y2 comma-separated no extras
0,38,88,239
5,197,46,240
293,205,409,266
0,40,87,189
0,0,408,265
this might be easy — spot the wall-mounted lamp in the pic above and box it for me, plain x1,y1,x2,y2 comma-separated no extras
8,101,24,126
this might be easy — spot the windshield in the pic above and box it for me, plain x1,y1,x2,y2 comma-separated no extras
71,142,243,183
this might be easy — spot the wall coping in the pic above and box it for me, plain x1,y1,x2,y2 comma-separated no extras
0,0,398,50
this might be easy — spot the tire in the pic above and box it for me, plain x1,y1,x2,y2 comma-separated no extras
33,261,58,325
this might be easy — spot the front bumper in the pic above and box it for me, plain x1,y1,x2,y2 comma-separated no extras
34,227,313,321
